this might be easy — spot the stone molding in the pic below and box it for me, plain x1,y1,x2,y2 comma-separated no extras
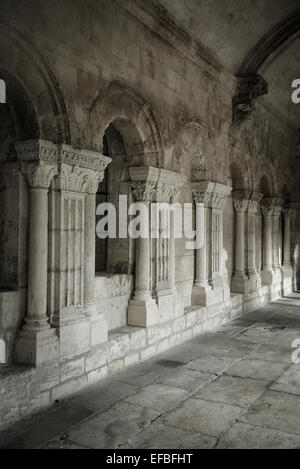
191,181,232,210
129,166,186,203
15,140,111,193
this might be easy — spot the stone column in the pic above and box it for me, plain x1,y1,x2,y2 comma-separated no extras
128,176,158,327
247,193,263,291
14,140,59,366
191,187,211,305
283,207,292,268
191,181,231,306
282,206,293,291
128,166,186,326
48,145,111,355
261,198,276,286
231,193,249,293
273,203,283,273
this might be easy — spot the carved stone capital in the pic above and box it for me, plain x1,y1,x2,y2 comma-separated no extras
131,181,156,202
282,206,293,217
21,163,58,189
59,144,111,173
211,193,227,210
233,199,249,213
192,191,211,206
261,197,277,217
156,183,179,203
15,139,58,164
233,73,268,126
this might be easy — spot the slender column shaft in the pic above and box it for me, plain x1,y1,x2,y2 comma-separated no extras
84,192,96,313
195,204,207,286
235,211,245,274
134,201,151,301
262,214,273,271
168,208,176,291
24,188,49,331
283,211,291,266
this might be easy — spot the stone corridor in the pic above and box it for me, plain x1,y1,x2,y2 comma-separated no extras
1,293,300,450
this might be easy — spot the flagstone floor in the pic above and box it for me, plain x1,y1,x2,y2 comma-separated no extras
1,293,300,449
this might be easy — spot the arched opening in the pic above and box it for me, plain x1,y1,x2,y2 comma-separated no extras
94,118,147,330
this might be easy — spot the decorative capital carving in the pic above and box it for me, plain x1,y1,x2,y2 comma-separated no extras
247,200,258,214
233,199,249,213
21,163,58,189
210,193,227,210
154,182,178,203
15,139,58,164
232,73,268,126
261,197,277,217
15,140,111,194
192,190,211,206
282,206,293,217
131,181,156,202
59,144,111,173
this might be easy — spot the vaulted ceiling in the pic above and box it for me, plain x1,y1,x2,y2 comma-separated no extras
155,0,300,130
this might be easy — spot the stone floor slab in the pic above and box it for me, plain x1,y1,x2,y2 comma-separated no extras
123,421,217,449
124,384,189,412
216,421,300,449
239,390,300,436
162,398,244,437
66,401,159,449
194,375,267,408
225,357,289,382
185,353,239,375
270,364,300,396
158,367,216,393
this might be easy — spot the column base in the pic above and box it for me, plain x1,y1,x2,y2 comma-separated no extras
128,298,158,327
231,273,249,294
192,284,224,306
14,328,59,367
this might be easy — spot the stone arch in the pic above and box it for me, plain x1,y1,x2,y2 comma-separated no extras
0,19,70,144
89,82,164,168
172,121,209,181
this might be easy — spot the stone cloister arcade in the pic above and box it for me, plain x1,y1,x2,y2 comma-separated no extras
0,0,300,430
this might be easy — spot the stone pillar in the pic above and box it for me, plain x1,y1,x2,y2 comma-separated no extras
191,188,211,305
127,175,158,327
247,193,263,291
273,203,283,274
261,198,276,286
282,206,293,289
231,193,249,293
283,207,292,268
128,166,186,326
191,181,231,306
14,140,59,366
48,145,111,356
